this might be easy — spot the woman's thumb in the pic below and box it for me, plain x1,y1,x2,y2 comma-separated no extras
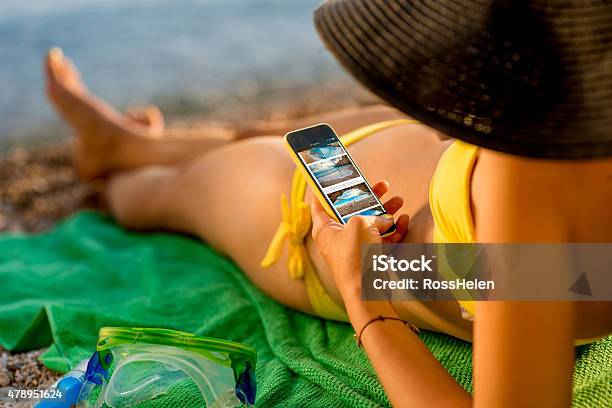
360,214,394,234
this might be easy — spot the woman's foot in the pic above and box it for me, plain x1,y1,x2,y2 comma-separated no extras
45,48,160,180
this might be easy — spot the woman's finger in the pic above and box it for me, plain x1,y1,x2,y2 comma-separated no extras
360,214,395,234
310,194,333,226
371,180,389,199
310,193,341,241
384,213,410,243
382,196,404,215
346,216,381,245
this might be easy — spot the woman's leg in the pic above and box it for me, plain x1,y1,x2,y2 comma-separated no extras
45,50,315,313
46,49,233,180
46,49,407,180
105,137,315,313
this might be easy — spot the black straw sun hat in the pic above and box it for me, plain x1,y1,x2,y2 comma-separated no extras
314,0,612,159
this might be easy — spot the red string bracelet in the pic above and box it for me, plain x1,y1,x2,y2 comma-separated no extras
354,315,420,347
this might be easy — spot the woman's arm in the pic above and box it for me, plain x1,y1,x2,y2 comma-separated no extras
344,295,472,407
472,149,580,407
474,301,574,407
346,292,574,408
310,192,471,407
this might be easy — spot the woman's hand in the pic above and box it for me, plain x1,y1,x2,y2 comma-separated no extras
312,182,473,407
310,180,409,301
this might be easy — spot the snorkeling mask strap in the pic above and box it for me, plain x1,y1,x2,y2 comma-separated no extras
84,351,110,385
234,361,256,405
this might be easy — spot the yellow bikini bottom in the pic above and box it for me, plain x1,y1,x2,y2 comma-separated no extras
260,119,418,321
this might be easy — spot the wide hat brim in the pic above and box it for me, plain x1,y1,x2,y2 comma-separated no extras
314,0,612,159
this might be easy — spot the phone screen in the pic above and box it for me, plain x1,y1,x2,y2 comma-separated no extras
286,124,394,229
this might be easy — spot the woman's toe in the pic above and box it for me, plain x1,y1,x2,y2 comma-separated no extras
62,57,86,92
144,106,164,130
125,105,165,135
45,48,85,94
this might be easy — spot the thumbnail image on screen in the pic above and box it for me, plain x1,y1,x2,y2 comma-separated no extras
341,206,385,223
308,155,360,188
327,182,379,217
298,142,344,164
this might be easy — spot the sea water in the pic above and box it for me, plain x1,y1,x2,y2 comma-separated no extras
0,0,344,137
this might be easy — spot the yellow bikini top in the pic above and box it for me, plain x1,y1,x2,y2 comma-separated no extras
429,140,480,317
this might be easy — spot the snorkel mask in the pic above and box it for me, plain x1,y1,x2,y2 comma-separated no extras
78,327,256,407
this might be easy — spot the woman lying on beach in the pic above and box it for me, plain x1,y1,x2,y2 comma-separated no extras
45,0,611,406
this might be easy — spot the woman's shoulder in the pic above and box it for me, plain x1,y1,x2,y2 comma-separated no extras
471,148,612,242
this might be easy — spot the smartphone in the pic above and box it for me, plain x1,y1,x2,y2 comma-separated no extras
284,123,396,237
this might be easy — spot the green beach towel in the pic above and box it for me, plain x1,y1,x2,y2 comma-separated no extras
0,211,610,407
